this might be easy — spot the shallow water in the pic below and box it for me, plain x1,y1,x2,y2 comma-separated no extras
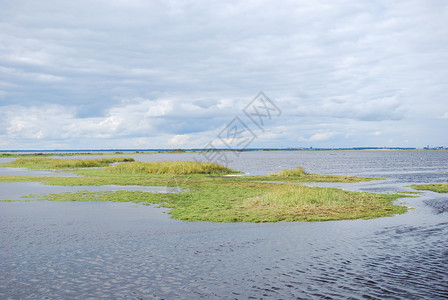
0,166,79,177
1,151,448,299
0,182,179,201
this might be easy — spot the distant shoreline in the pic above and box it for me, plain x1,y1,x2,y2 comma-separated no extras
0,147,447,156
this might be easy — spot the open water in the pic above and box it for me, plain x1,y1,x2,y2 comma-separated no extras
1,150,447,299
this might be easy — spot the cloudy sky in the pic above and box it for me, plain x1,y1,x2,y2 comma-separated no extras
0,0,447,150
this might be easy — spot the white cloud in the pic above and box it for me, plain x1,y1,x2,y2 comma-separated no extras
4,105,73,139
169,134,191,146
309,132,336,142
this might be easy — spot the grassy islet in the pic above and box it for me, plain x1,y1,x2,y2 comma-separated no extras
0,158,409,222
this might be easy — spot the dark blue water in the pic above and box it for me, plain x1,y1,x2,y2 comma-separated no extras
1,151,448,299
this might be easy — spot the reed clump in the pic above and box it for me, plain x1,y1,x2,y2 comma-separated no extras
271,166,308,177
6,157,134,169
105,161,239,175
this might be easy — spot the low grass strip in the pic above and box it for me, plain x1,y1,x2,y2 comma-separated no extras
1,157,134,169
411,184,448,193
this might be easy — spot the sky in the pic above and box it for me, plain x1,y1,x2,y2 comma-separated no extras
0,0,447,150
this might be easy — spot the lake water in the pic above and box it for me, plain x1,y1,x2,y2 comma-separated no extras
1,151,447,299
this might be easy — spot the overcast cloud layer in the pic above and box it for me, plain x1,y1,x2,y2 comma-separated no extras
1,0,447,149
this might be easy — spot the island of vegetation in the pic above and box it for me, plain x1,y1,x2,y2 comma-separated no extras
0,157,409,222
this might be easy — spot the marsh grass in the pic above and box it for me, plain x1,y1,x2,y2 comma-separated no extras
24,190,172,205
411,184,448,193
105,161,239,175
396,191,421,194
248,185,353,208
243,174,379,183
2,157,134,169
271,166,308,177
241,184,406,221
266,166,383,182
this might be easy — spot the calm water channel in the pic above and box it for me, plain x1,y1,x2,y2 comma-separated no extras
1,151,447,299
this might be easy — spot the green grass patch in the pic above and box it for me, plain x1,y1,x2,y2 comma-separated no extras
411,184,448,193
0,175,177,187
22,190,172,204
240,184,407,222
396,191,421,194
261,166,383,182
104,161,240,175
242,174,380,183
1,157,134,169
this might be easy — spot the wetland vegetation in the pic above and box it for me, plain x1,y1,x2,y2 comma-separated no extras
411,184,448,193
0,158,409,222
1,157,134,169
105,160,239,175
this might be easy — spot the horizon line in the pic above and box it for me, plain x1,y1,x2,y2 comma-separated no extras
2,146,447,153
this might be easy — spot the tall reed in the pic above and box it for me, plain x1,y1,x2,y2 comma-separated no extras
271,166,308,177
